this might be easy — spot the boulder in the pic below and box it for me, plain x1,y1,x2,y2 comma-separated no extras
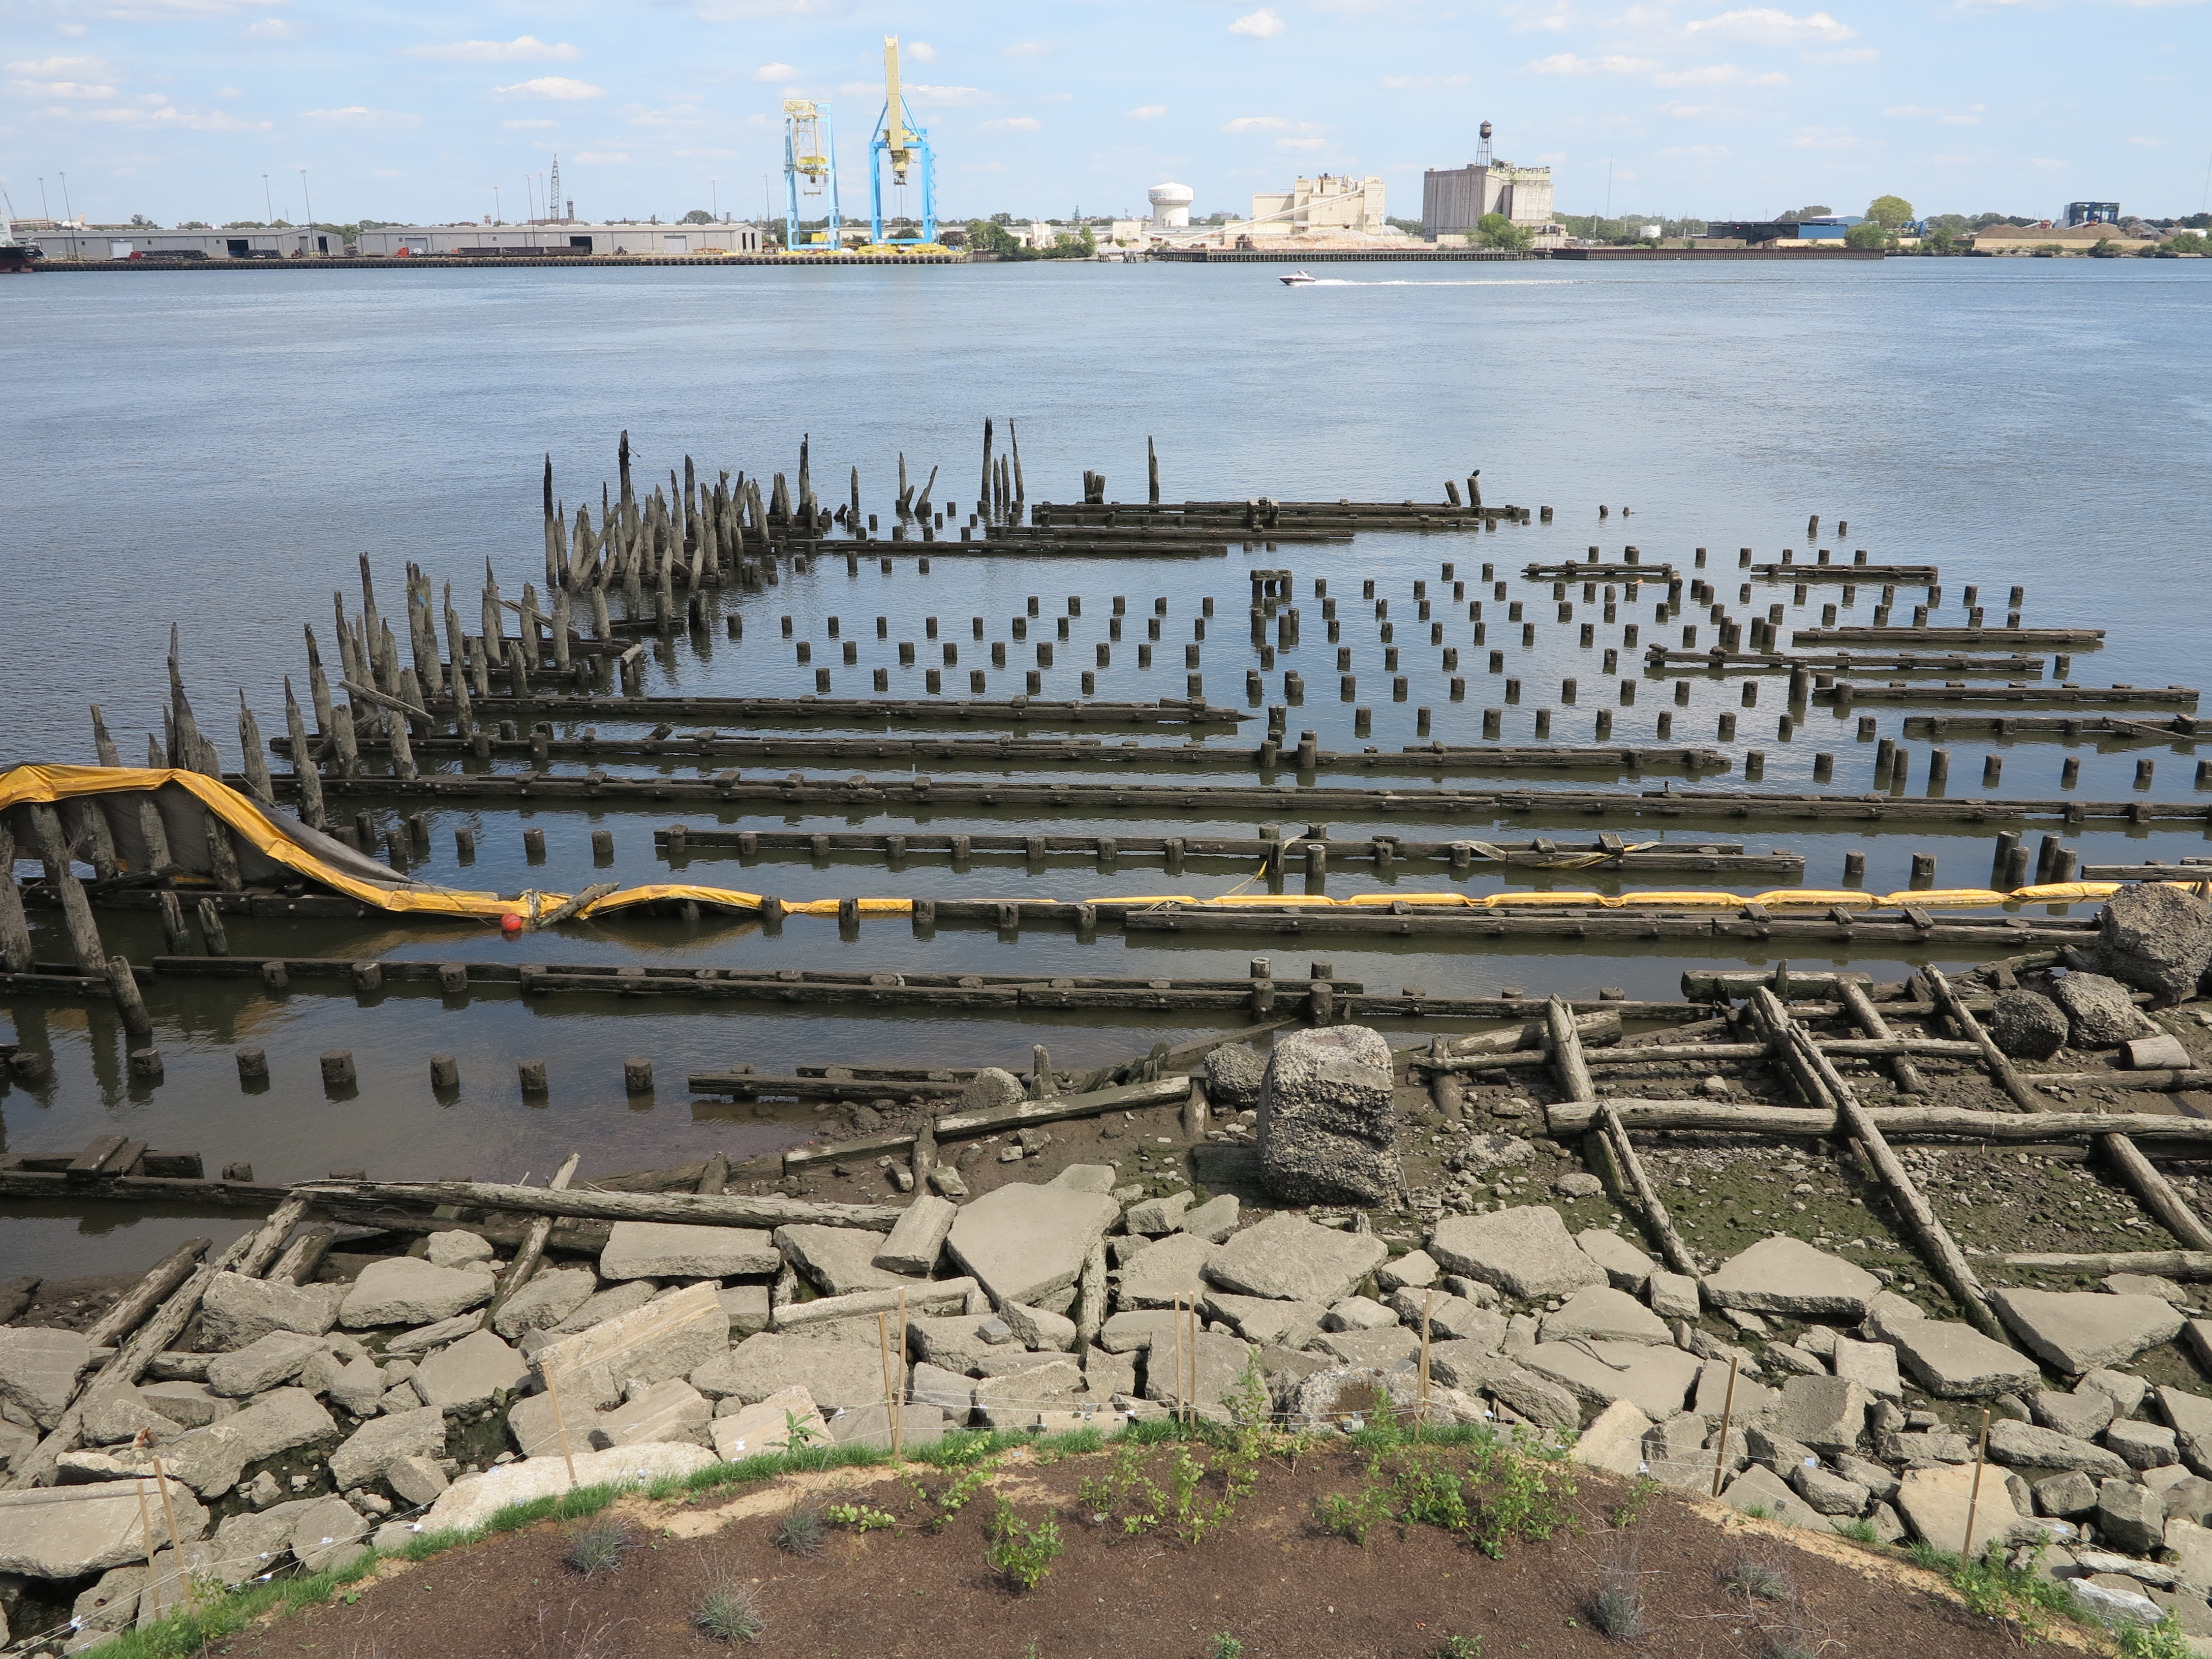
210,1505,307,1585
1522,1340,1702,1420
288,1495,369,1573
2158,1386,2212,1472
0,1326,91,1429
2107,1420,2179,1471
1572,1399,1654,1477
873,1194,958,1278
1769,1376,1870,1455
1987,1420,2132,1479
710,1385,828,1461
598,1222,777,1282
945,1183,1120,1309
387,1454,449,1507
0,1481,209,1578
1125,1190,1197,1238
1203,1212,1389,1305
325,1356,386,1417
1420,1348,1579,1429
1992,1288,2184,1375
2053,972,2153,1048
1428,1206,1608,1302
423,1441,716,1533
1886,1318,2043,1399
1705,1237,1879,1319
196,1273,345,1349
2035,1387,2118,1441
718,1284,772,1339
1375,1249,1439,1294
2034,1469,2100,1517
1989,991,2070,1061
492,1268,597,1340
1313,1327,1422,1367
1720,1462,1840,1530
1388,1288,1502,1348
1647,1272,1702,1322
2097,881,2212,1002
1285,1364,1424,1430
1642,1412,1715,1490
1116,1233,1220,1312
908,1313,1009,1372
80,1384,183,1448
339,1257,494,1329
532,1281,730,1410
1096,1309,1186,1355
1541,1285,1671,1347
1253,1024,1401,1206
2071,1577,2164,1629
205,1331,327,1398
1048,1164,1118,1193
908,1361,976,1416
1002,1302,1079,1352
1831,1338,1903,1399
1202,1294,1326,1350
1575,1230,1655,1293
330,1405,447,1490
1322,1295,1396,1332
977,1358,1089,1425
2098,1477,2168,1555
1205,1043,1267,1111
412,1330,531,1410
1181,1195,1242,1244
1895,1460,2035,1553
1792,1464,1871,1517
424,1230,494,1269
690,1333,888,1410
775,1224,918,1296
960,1068,1027,1111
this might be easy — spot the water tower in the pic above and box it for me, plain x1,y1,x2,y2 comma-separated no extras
1148,182,1194,228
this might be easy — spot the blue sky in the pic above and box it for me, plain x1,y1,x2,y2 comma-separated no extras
3,0,2206,228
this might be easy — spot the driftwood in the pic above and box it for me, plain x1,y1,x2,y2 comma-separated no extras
1545,1100,2212,1143
1839,979,1925,1094
1925,968,2039,1113
1991,1250,2212,1278
1445,1010,1622,1060
1425,1035,1982,1073
293,1179,905,1232
779,1073,1192,1171
81,1237,208,1349
486,1152,581,1317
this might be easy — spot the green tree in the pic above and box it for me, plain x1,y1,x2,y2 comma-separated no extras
1785,204,1833,220
1475,211,1532,251
681,208,714,224
1920,227,1957,256
1865,194,1914,227
964,218,1026,257
2166,231,2209,255
1844,222,1889,250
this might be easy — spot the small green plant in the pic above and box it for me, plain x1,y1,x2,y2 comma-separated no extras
1315,1481,1391,1544
2116,1616,2196,1659
1904,1539,1956,1574
1589,1572,1644,1640
1832,1517,1879,1545
1722,1557,1791,1604
773,1496,824,1556
772,1408,824,1455
1609,1474,1660,1528
986,1498,1065,1592
695,1573,766,1643
1433,1638,1482,1659
1206,1636,1245,1659
1946,1540,2078,1634
563,1515,630,1578
824,1501,900,1533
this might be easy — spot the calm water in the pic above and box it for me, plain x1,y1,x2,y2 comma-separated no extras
5,256,2210,1272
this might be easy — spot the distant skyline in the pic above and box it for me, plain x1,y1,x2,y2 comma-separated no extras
4,0,2207,229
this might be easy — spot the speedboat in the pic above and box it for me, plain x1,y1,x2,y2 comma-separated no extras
1279,269,1315,286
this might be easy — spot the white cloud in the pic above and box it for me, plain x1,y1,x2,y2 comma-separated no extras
1278,136,1329,149
1652,62,1787,84
1223,115,1289,131
1229,8,1286,36
574,150,629,163
1506,0,1579,29
752,61,796,81
7,54,111,73
2031,157,2065,167
502,117,556,128
1802,45,1880,61
906,41,935,60
303,105,420,126
2129,134,2167,144
1683,6,1854,41
906,83,989,106
243,18,294,38
405,36,576,61
1127,103,1166,117
1536,150,1568,160
7,78,117,97
88,0,280,17
57,102,270,128
1005,40,1048,56
1661,100,1716,114
980,115,1040,130
495,76,604,99
1524,51,1662,72
1381,73,1470,86
1787,124,1859,146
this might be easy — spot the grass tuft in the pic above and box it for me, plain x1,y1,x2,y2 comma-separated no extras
695,1572,767,1644
1722,1556,1792,1604
1432,1638,1483,1659
1589,1572,1645,1640
1206,1636,1244,1659
775,1495,827,1555
563,1514,631,1578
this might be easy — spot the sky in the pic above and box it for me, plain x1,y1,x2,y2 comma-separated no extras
2,0,2207,230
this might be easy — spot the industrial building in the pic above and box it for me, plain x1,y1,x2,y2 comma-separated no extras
1421,122,1555,237
27,225,342,261
1130,174,1407,251
352,223,762,257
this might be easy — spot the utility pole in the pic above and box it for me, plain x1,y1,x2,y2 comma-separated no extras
58,171,74,259
299,168,314,254
494,185,502,227
263,173,274,227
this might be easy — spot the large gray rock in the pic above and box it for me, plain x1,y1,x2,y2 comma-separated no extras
548,1280,659,1335
1987,1420,2132,1478
598,1222,777,1282
1706,1237,1879,1319
959,1068,1027,1112
329,1405,447,1490
197,1273,346,1350
1895,1461,2035,1553
0,1326,91,1429
1203,1212,1389,1304
1205,1043,1267,1112
2053,972,2153,1048
1770,1376,1870,1455
1831,1337,1903,1400
1141,1330,1261,1415
412,1330,532,1410
1285,1364,1424,1430
1887,1318,2043,1398
1541,1285,1670,1346
1521,1340,1702,1420
1253,1024,1401,1207
691,1333,889,1410
1388,1289,1504,1348
139,1380,234,1430
1181,1194,1242,1244
1989,991,2070,1061
339,1257,495,1329
775,1224,918,1296
210,1504,308,1585
531,1281,729,1410
491,1267,597,1339
0,1482,209,1578
1420,1347,1580,1428
874,1195,958,1278
945,1182,1120,1309
1313,1327,1422,1367
1428,1206,1608,1302
2098,1477,2168,1555
1118,1232,1221,1309
1126,1189,1197,1238
1202,1294,1326,1350
1719,1462,1841,1531
1575,1230,1655,1293
1992,1289,2184,1376
205,1331,327,1398
594,1378,712,1449
907,1313,1007,1373
2034,1386,2118,1441
1572,1399,1655,1478
288,1495,369,1574
80,1384,185,1448
2098,881,2212,1002
116,1388,336,1498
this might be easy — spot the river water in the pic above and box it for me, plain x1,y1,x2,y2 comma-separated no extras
5,255,2210,1273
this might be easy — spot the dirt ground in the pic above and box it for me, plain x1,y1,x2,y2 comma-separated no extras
210,1446,2081,1659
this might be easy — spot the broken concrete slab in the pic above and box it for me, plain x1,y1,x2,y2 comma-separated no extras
424,1442,717,1533
412,1330,532,1411
138,1380,234,1431
205,1331,327,1399
1427,1206,1609,1302
0,1326,91,1430
1002,1302,1079,1352
1575,1230,1656,1293
1118,1232,1223,1310
1541,1285,1671,1347
690,1333,889,1411
1141,1331,1259,1417
288,1495,369,1574
1375,1250,1439,1295
0,1481,210,1578
330,1405,447,1491
1572,1399,1654,1477
196,1273,345,1350
1831,1337,1903,1400
1987,1421,2133,1479
775,1224,920,1297
1125,1189,1196,1237
945,1182,1121,1310
1521,1340,1702,1421
339,1257,494,1330
829,1401,949,1449
1203,1294,1326,1351
1255,1024,1401,1207
1388,1289,1504,1349
1895,1460,2036,1554
2098,1477,2168,1555
1313,1327,1423,1368
105,1388,336,1499
1992,1288,2186,1376
593,1379,712,1449
1420,1347,1579,1429
1705,1237,1880,1320
770,1278,976,1338
2158,1387,2212,1474
1720,1462,1841,1531
548,1281,659,1336
1646,1272,1702,1322
1769,1376,1871,1456
1886,1318,2044,1399
491,1267,597,1340
1181,1195,1242,1244
1204,1211,1390,1305
873,1195,958,1278
598,1222,778,1282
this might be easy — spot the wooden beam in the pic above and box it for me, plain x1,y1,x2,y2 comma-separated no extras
291,1179,905,1232
1545,1100,2212,1141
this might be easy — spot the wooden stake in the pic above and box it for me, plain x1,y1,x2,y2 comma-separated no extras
1962,1406,1991,1558
877,1309,895,1450
894,1287,908,1459
1418,1290,1434,1421
151,1454,189,1610
1174,1295,1188,1427
1709,1355,1740,1498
